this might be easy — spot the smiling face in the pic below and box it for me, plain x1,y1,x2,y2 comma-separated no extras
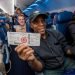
18,15,26,26
30,15,46,36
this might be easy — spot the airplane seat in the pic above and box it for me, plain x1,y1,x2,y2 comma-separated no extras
64,69,75,75
46,12,58,30
0,16,6,21
55,11,75,75
51,12,58,30
55,11,73,45
0,24,7,43
46,13,53,29
0,17,10,64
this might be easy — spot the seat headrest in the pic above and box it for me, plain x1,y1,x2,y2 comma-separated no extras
56,11,73,23
0,17,6,21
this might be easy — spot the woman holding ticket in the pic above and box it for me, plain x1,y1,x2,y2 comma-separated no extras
15,11,75,75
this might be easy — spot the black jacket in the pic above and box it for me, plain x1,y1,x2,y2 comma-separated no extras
32,30,70,70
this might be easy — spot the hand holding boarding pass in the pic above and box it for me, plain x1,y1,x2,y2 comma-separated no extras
7,32,40,46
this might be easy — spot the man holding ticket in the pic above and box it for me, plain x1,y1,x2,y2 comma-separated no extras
15,11,75,75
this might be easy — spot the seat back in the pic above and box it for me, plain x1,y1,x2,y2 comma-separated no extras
55,11,73,44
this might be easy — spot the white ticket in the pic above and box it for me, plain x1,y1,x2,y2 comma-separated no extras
7,32,40,46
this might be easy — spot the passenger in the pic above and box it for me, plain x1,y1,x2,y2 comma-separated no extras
68,17,75,55
8,14,35,75
14,7,28,21
15,7,24,16
15,11,75,75
15,14,27,32
13,8,28,25
5,13,13,31
14,7,23,25
68,19,75,45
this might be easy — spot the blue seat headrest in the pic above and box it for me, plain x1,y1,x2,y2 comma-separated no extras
56,11,73,23
0,16,6,21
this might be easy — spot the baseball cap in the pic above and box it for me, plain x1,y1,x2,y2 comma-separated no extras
29,11,48,21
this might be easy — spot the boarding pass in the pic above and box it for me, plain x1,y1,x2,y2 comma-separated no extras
7,32,40,46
